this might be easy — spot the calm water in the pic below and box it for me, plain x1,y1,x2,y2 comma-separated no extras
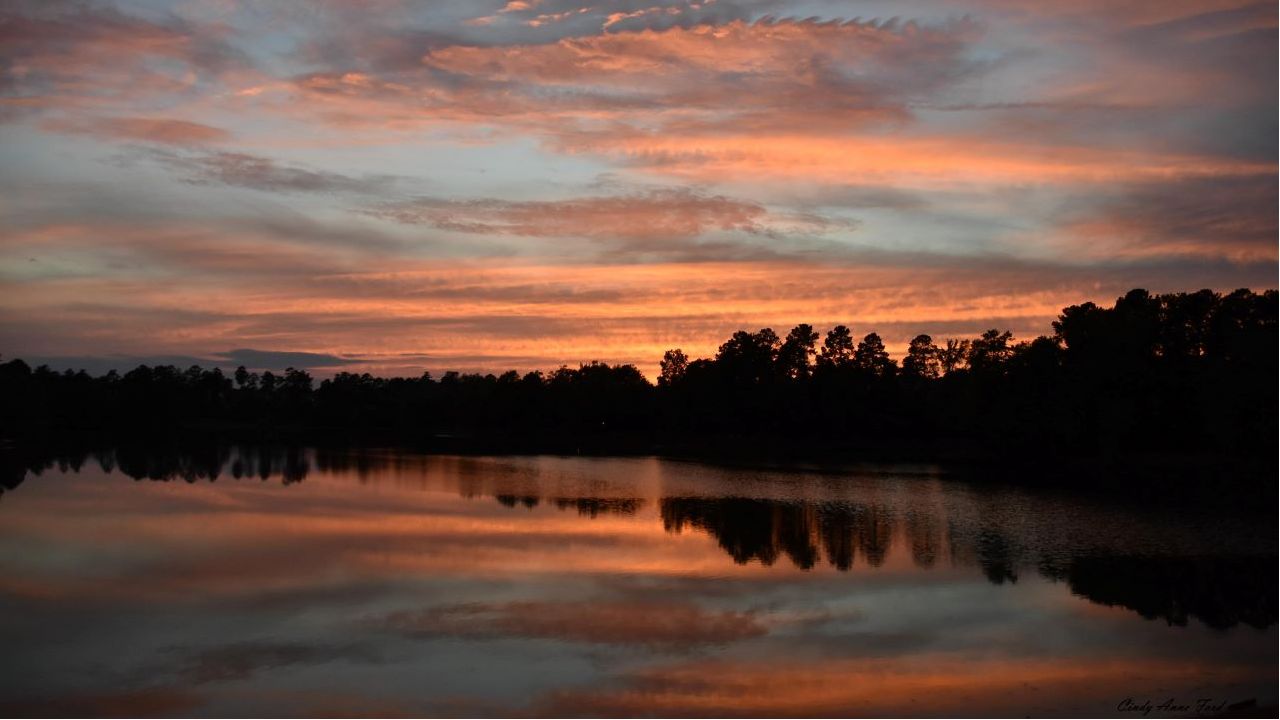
0,447,1275,717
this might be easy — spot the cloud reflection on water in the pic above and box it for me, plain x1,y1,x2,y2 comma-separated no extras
0,446,1274,716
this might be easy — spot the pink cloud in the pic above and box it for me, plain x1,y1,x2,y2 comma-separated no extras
264,16,974,137
372,188,834,240
0,3,247,119
40,116,231,145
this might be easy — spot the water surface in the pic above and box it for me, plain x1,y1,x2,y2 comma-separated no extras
0,447,1275,717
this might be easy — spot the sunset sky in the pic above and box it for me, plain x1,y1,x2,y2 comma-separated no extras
1,0,1275,379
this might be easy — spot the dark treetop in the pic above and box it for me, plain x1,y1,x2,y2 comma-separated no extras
2,288,1276,479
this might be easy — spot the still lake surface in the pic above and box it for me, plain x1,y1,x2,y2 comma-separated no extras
0,447,1275,717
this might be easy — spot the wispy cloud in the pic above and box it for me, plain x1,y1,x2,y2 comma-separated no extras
40,116,231,145
275,16,981,137
376,599,766,649
0,1,251,119
371,187,847,261
141,149,401,194
217,348,366,369
1048,173,1279,261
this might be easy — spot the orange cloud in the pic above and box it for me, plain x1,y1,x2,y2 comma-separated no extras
552,132,1273,188
422,17,975,89
0,3,248,119
238,9,1270,203
269,17,974,134
40,116,231,145
371,188,841,253
1038,173,1279,263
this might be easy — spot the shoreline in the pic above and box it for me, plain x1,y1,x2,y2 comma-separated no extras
6,427,1275,514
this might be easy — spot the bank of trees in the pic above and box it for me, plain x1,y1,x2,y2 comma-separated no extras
1,288,1275,462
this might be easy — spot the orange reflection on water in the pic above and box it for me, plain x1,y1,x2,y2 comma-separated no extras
539,655,1267,717
0,450,1274,717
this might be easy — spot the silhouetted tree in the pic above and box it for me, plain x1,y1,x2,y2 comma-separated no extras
819,325,855,368
968,329,1014,373
716,329,781,385
903,334,940,379
659,349,689,387
938,338,970,375
233,365,257,390
777,324,819,379
854,332,895,377
1,288,1273,473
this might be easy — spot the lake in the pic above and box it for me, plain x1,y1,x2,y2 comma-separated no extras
0,447,1275,717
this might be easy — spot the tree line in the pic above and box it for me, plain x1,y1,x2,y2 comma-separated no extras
1,288,1275,466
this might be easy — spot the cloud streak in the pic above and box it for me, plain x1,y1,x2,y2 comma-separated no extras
371,187,846,260
134,149,400,194
0,1,250,119
377,599,767,649
40,116,231,145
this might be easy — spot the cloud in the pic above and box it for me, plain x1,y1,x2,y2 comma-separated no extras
0,688,202,718
14,354,217,375
40,116,231,145
141,149,399,194
949,1,1276,164
11,349,366,375
465,0,757,42
161,641,380,684
371,187,846,260
375,599,767,649
217,348,365,369
550,131,1271,188
1049,173,1279,261
535,655,1237,717
0,215,408,285
377,188,768,238
273,15,981,136
423,15,974,88
0,1,251,119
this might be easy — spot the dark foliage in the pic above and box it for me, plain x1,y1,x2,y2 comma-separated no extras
2,288,1275,468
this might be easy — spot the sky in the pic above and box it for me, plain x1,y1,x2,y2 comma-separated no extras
1,0,1276,379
